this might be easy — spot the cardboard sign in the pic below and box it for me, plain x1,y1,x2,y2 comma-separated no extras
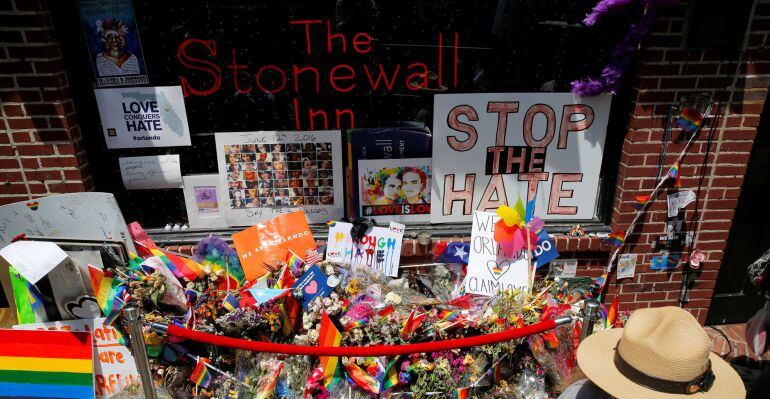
95,86,191,149
292,264,334,309
0,193,136,254
465,211,531,296
78,0,149,87
119,155,183,190
325,221,405,277
431,93,611,223
214,131,344,225
232,211,317,281
549,259,578,279
666,190,696,217
15,317,140,399
358,158,432,223
617,254,637,280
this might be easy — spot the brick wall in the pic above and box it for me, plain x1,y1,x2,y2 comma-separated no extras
0,0,92,205
608,2,770,323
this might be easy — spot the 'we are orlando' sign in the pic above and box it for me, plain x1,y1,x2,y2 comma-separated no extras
431,93,611,223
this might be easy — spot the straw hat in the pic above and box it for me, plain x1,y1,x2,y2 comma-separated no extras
577,306,745,399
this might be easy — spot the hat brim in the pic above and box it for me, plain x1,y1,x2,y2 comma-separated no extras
577,328,745,399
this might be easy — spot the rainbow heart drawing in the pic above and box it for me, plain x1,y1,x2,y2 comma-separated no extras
486,260,511,281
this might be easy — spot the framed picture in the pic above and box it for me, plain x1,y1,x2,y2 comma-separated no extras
182,174,228,228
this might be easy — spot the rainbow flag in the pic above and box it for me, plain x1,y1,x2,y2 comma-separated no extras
632,195,650,211
605,231,625,247
190,357,212,388
345,361,380,395
454,387,469,399
318,311,343,390
286,250,305,273
150,248,204,282
380,356,400,391
667,161,681,188
0,329,94,398
675,107,704,132
606,295,619,329
88,264,121,316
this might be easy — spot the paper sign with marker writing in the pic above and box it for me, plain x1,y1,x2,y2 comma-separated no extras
465,211,531,296
666,190,696,217
325,221,405,277
119,154,183,190
617,254,637,280
14,317,141,399
0,241,67,284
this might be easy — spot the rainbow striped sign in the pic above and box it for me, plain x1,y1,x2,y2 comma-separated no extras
0,329,94,398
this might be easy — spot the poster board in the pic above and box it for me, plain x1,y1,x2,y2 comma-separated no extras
358,158,432,223
0,193,136,254
94,86,191,149
325,221,405,277
431,93,611,223
15,317,141,399
214,131,344,225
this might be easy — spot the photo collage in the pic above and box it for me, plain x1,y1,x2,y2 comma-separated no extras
225,142,335,208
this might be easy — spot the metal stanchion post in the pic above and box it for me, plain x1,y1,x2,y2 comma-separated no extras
123,306,159,399
580,299,601,342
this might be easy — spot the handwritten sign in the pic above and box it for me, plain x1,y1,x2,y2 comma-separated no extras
95,86,191,149
325,221,405,277
15,318,141,399
119,155,183,190
617,254,637,280
214,131,344,225
666,190,696,217
430,93,611,223
465,211,531,296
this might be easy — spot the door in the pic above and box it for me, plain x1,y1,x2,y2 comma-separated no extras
706,94,770,325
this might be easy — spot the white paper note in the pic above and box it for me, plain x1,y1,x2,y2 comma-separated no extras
0,241,68,284
119,154,183,190
666,190,696,217
617,254,638,280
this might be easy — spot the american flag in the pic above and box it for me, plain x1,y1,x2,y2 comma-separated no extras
305,248,323,265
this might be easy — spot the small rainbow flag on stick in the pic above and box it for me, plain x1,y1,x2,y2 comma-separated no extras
0,329,94,398
286,250,305,273
605,231,625,247
345,361,380,396
605,295,619,329
632,195,650,211
318,311,343,390
189,357,212,388
667,161,681,188
454,387,470,399
674,107,705,132
88,264,121,315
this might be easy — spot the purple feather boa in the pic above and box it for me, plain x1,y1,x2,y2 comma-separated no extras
572,0,681,96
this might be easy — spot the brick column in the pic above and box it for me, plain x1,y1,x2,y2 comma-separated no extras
611,3,769,323
0,0,91,205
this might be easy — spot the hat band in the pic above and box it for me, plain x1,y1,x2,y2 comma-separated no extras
614,350,716,395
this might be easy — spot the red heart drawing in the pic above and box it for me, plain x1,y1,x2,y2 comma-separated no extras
305,281,318,295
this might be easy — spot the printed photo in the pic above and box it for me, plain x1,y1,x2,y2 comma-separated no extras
358,158,432,222
223,141,336,209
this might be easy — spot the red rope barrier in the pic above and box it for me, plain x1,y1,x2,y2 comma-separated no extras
166,319,559,357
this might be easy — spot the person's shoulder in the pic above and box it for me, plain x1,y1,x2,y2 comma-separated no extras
558,379,613,399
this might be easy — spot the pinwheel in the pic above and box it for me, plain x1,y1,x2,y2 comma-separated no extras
494,197,542,259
